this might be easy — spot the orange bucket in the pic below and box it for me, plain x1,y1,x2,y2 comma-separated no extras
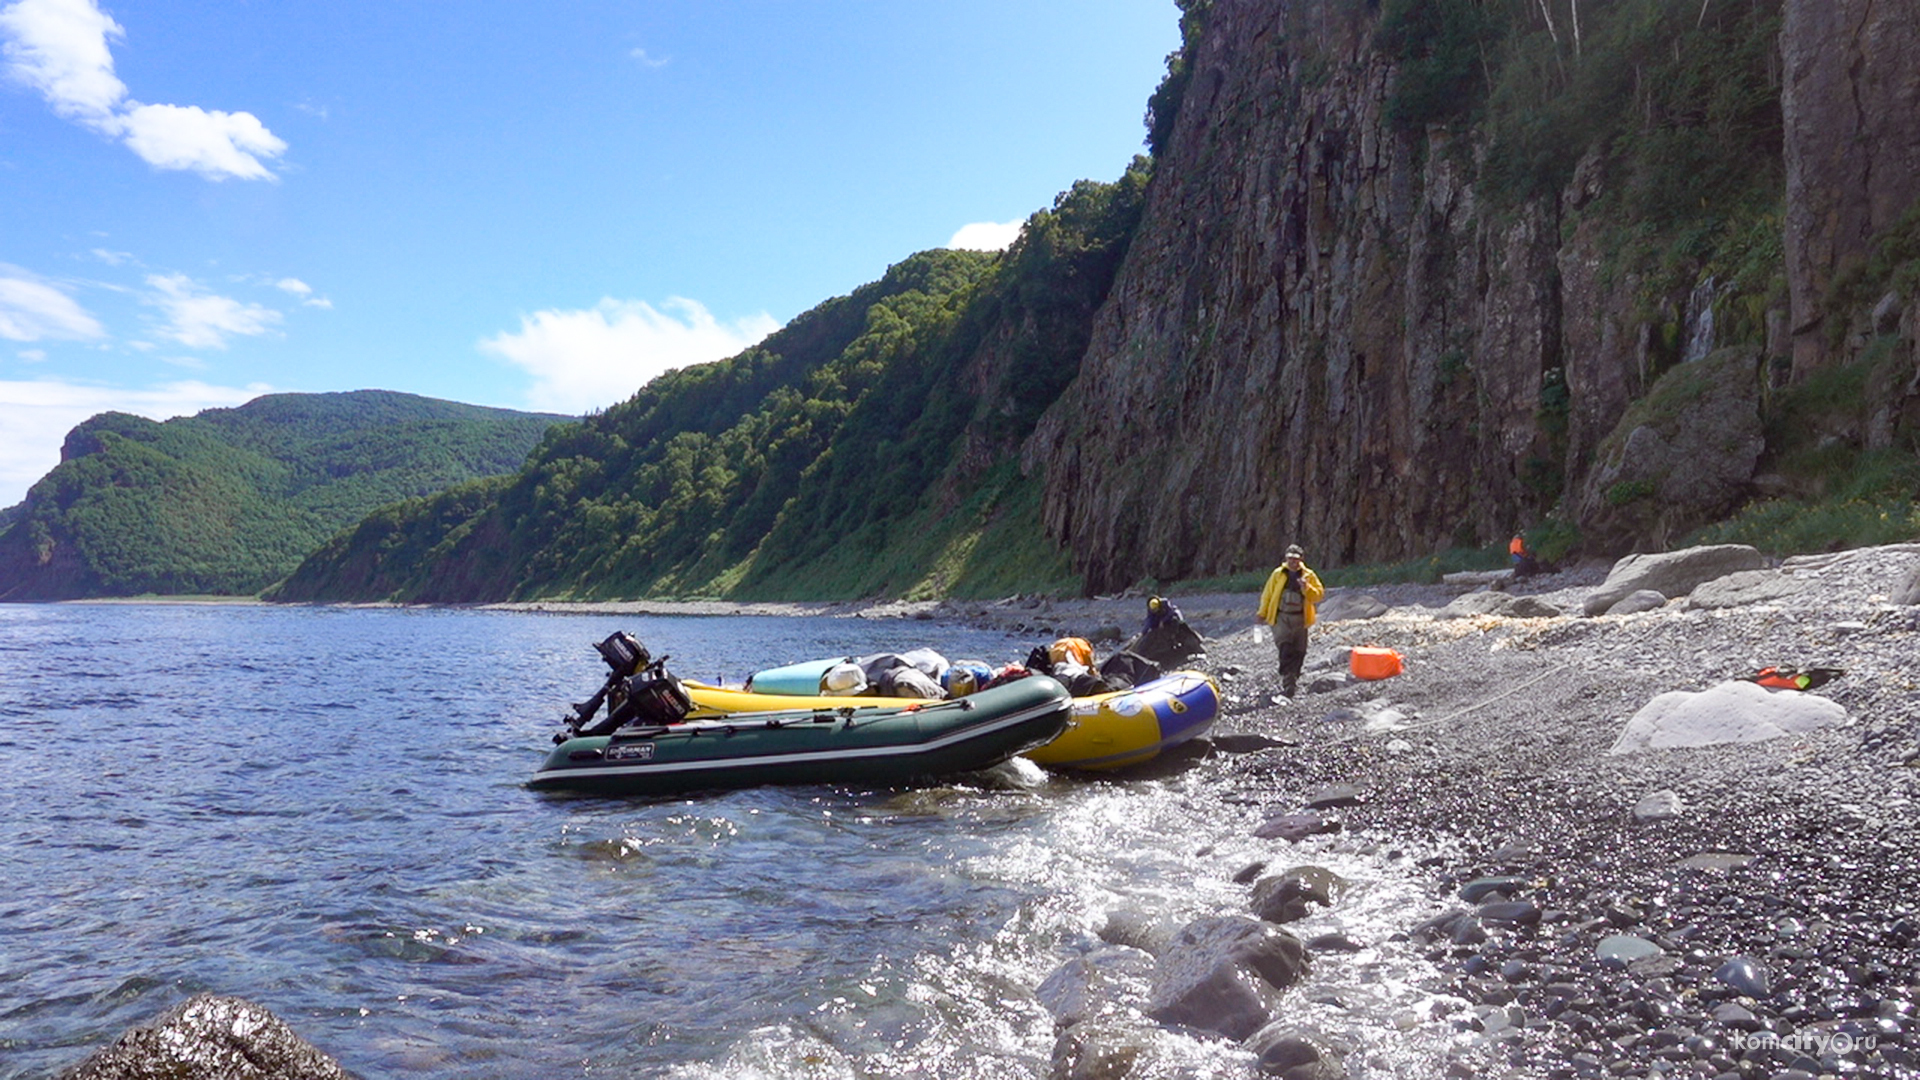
1350,646,1405,680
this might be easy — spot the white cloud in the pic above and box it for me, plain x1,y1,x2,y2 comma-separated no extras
144,272,282,348
90,247,133,265
0,0,124,121
16,348,46,362
114,101,285,181
0,270,105,341
275,276,331,308
629,47,669,68
0,377,271,506
480,297,779,414
0,0,284,180
947,220,1023,252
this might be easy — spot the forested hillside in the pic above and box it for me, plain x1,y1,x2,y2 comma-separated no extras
270,166,1149,603
0,391,568,599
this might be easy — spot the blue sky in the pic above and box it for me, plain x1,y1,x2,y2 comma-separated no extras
0,0,1178,506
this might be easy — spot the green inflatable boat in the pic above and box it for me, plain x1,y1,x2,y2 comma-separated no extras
532,672,1072,797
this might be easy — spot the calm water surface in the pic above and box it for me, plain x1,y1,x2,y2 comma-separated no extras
0,604,1455,1078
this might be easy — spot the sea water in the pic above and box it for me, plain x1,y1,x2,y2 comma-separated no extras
0,604,1459,1078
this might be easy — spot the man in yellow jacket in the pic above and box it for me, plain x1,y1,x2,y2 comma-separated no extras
1258,544,1324,698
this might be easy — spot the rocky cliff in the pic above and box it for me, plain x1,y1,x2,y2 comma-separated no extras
1027,0,1920,593
1782,0,1920,373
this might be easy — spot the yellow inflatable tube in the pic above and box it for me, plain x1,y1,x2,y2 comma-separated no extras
682,680,929,719
1022,671,1221,771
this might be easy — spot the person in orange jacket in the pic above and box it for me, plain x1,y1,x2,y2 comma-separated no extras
1510,532,1540,579
1258,544,1324,697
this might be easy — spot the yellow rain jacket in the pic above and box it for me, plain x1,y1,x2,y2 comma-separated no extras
1258,564,1325,628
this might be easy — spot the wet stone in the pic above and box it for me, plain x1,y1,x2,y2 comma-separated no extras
1477,900,1542,927
1596,934,1666,971
1252,866,1346,922
1305,932,1363,953
1715,955,1771,997
59,995,352,1080
1627,954,1684,979
1460,875,1530,904
1710,1001,1761,1029
1254,811,1341,842
1246,1025,1346,1080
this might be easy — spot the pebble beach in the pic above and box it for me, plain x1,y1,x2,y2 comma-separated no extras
953,545,1920,1079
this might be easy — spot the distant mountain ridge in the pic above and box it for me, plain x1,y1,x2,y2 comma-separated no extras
0,390,570,599
269,170,1147,603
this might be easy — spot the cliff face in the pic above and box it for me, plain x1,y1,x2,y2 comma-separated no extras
1028,0,1916,593
1028,1,1572,591
1782,0,1920,372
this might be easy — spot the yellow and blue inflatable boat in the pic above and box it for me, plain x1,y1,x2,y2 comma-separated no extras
1021,670,1221,771
688,670,1220,773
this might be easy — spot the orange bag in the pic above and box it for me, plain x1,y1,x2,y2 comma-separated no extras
1350,646,1405,680
1048,637,1094,669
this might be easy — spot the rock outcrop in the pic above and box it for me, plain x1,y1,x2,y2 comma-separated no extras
1581,544,1770,616
1782,0,1920,374
59,995,352,1080
1029,1,1546,591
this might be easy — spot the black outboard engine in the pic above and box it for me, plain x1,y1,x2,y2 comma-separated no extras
594,632,649,679
587,658,694,736
563,633,694,739
564,632,653,739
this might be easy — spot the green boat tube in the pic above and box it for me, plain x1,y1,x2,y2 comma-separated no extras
531,675,1071,797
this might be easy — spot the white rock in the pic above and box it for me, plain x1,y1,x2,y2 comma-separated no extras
1633,789,1687,822
1609,680,1849,754
1360,701,1412,733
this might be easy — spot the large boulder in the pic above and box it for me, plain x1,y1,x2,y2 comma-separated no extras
1574,348,1766,551
1897,564,1920,606
1316,591,1389,623
1582,544,1770,615
1687,569,1807,610
1250,866,1349,925
1037,946,1157,1028
1609,680,1850,754
59,995,352,1080
1146,916,1308,1040
1602,589,1670,616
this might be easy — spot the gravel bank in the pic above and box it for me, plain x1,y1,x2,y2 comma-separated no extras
1168,548,1920,1079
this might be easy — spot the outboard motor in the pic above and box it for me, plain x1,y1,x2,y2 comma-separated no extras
594,632,649,679
563,632,655,739
585,657,694,736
